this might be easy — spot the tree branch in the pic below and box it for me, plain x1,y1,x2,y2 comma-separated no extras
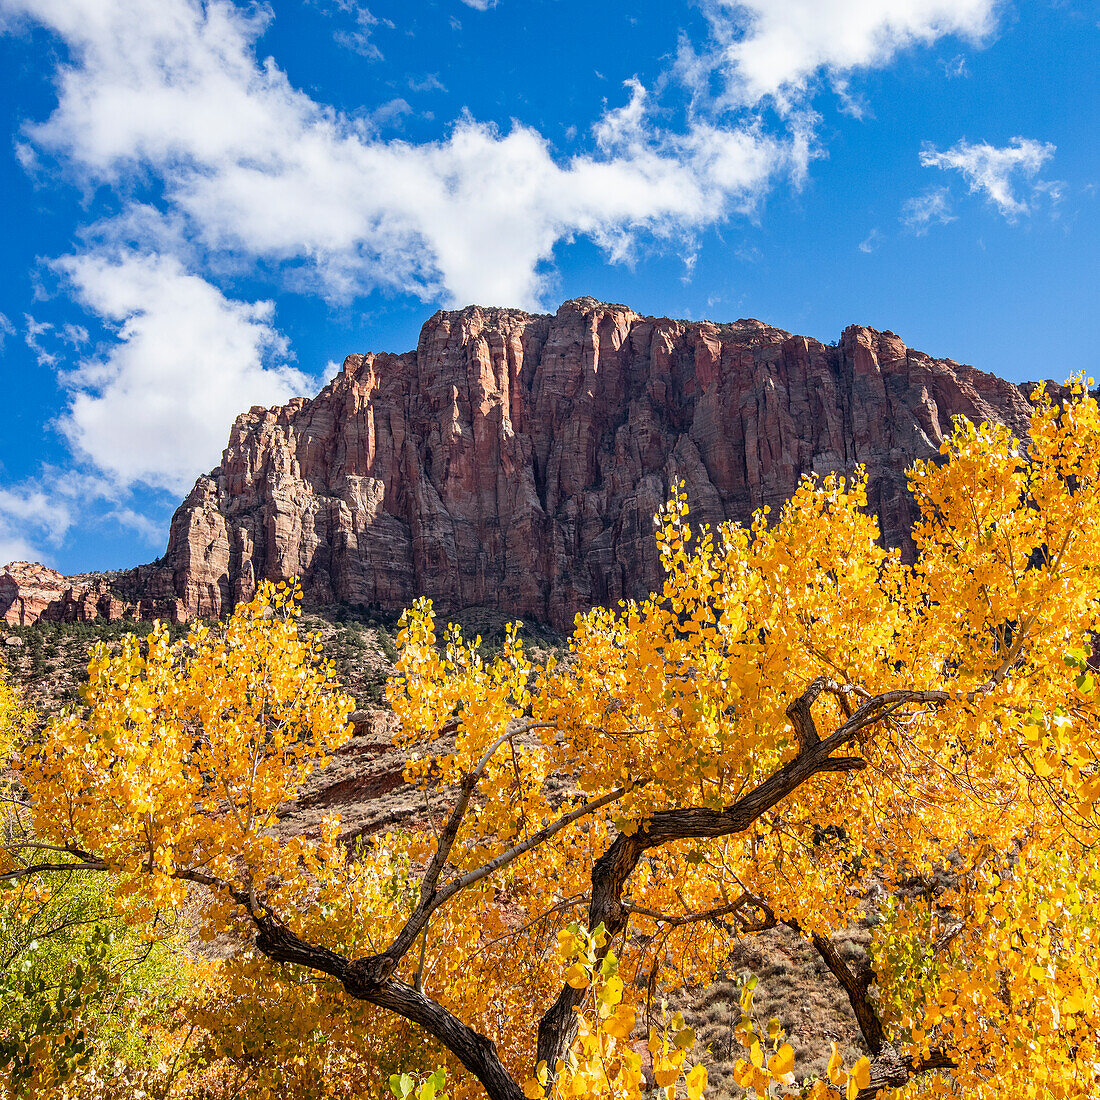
536,679,967,1075
851,1043,956,1098
249,911,525,1100
0,858,108,881
536,691,875,1069
382,783,633,975
623,892,777,936
0,841,110,880
808,930,885,1054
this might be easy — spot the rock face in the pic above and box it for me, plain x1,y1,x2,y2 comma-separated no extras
0,560,168,627
1,299,1040,632
1,563,69,626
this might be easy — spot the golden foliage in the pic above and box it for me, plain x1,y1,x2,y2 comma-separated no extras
5,384,1100,1100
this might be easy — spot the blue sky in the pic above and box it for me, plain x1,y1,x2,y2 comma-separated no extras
0,0,1096,572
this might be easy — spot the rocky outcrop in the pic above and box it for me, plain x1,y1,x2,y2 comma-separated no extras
1,563,69,626
0,560,178,627
1,299,1042,631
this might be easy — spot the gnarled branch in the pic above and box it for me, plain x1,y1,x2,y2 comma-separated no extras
537,679,966,1077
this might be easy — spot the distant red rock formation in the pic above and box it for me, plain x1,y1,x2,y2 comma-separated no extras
1,562,67,626
0,560,165,627
1,298,1042,631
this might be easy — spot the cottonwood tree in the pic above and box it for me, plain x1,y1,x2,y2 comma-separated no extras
3,384,1099,1100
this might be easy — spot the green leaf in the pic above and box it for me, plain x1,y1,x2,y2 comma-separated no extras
673,1026,696,1050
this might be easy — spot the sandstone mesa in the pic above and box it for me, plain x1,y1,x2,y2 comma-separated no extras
1,297,1041,631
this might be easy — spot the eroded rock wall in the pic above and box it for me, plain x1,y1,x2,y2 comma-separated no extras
1,299,1038,631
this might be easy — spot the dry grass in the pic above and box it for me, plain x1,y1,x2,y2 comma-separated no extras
671,923,870,1095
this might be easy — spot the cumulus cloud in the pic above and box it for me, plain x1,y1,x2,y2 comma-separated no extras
900,186,956,234
681,0,997,110
55,249,315,494
0,536,45,566
4,0,803,311
0,484,72,566
0,468,172,565
0,0,1012,538
919,136,1056,219
460,0,499,10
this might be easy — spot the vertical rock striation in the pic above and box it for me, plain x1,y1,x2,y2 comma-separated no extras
2,299,1040,631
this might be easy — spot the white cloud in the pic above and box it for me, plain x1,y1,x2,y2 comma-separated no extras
460,0,499,10
941,54,969,79
682,0,998,110
900,186,956,234
833,79,872,121
55,249,315,494
919,136,1056,219
368,97,414,130
23,315,57,366
0,484,72,566
1033,178,1067,209
105,506,165,545
0,535,46,567
858,228,883,253
308,0,392,58
0,312,14,350
332,4,386,60
0,486,71,540
409,73,447,94
4,0,803,310
0,469,172,566
61,323,89,347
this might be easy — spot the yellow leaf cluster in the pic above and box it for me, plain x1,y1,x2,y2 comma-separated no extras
378,385,1100,1098
10,580,353,925
7,384,1100,1100
522,924,708,1100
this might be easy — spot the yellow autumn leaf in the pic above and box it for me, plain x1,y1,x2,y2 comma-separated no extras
604,1006,635,1040
828,1043,847,1087
769,1042,795,1077
852,1056,871,1089
654,1061,680,1088
684,1063,707,1100
564,964,589,990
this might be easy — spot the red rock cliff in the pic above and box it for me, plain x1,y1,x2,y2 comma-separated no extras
2,298,1039,631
